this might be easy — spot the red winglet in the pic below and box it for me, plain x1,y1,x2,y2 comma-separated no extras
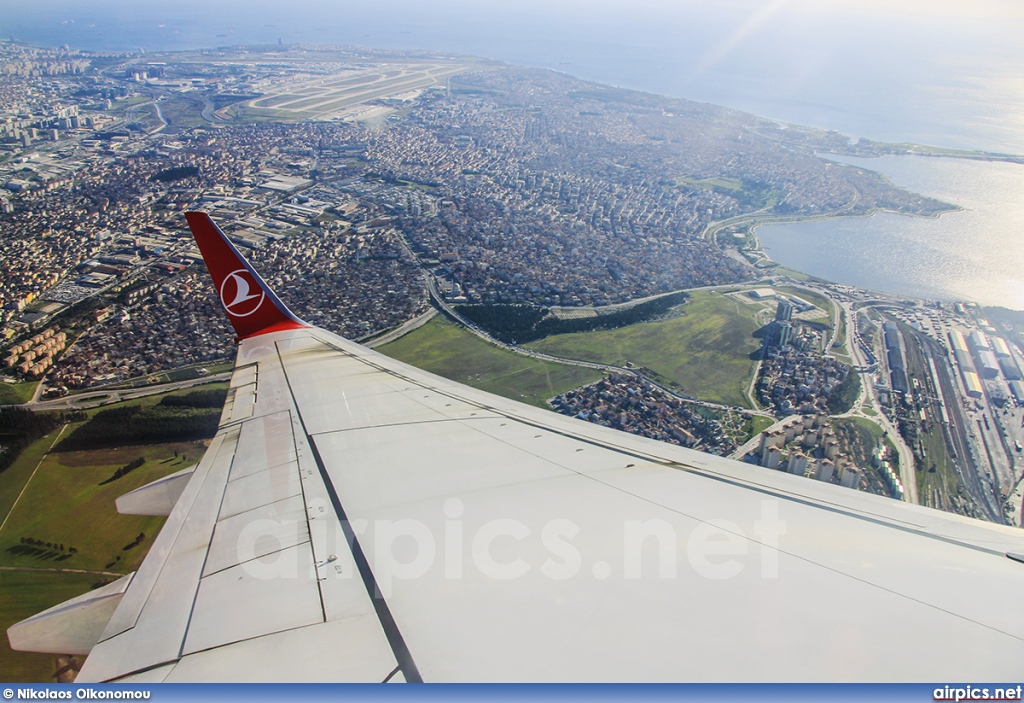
185,211,308,340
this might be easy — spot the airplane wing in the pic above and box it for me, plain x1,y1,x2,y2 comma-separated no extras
10,212,1024,682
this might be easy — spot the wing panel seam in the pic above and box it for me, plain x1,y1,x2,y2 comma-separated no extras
275,340,424,683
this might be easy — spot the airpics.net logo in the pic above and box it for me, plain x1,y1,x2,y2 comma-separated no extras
934,685,1023,701
234,498,787,596
218,269,265,318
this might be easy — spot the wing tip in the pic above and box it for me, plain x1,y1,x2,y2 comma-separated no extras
184,211,309,340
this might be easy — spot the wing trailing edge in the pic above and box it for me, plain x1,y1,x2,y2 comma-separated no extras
184,211,308,340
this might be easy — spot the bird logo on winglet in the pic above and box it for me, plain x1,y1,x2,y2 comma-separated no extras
219,269,266,317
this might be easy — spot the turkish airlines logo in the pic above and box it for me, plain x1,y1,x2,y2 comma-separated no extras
219,269,266,317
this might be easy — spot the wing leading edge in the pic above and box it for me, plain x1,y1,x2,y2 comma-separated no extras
10,212,1024,682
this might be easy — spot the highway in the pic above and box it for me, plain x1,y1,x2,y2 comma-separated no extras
25,372,231,412
364,309,438,348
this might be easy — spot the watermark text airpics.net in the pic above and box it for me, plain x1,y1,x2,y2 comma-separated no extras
236,498,787,595
934,685,1023,701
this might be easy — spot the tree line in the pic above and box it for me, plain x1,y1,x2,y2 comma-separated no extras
454,291,689,344
0,407,85,476
98,456,146,486
8,536,78,562
827,371,862,415
159,388,228,409
57,404,220,451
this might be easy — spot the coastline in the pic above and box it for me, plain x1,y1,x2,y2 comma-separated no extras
831,140,1024,166
740,210,937,302
734,152,1024,311
708,201,960,280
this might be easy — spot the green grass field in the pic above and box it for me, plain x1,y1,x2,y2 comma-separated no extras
771,265,811,282
749,415,775,437
526,291,762,408
156,95,207,130
378,317,604,407
832,307,848,354
0,429,66,530
842,416,885,441
0,441,203,573
677,176,744,192
0,381,37,406
677,176,781,209
0,570,102,682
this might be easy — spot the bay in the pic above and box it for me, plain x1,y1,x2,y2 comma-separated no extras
756,155,1024,309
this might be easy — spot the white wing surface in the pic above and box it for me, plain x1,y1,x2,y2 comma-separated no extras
11,213,1024,682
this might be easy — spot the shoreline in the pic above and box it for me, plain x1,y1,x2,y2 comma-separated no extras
831,142,1024,165
711,208,958,306
724,156,1019,313
702,196,974,308
742,212,1024,312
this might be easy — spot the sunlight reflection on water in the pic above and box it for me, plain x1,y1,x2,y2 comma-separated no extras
757,156,1024,310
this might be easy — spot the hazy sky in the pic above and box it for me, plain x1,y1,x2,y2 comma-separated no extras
5,0,1024,151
